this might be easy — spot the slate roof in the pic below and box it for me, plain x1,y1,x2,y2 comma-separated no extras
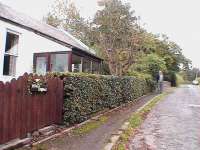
0,2,100,59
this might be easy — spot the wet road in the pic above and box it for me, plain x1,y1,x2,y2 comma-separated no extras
130,85,200,150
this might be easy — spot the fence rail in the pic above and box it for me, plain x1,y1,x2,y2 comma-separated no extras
0,73,63,144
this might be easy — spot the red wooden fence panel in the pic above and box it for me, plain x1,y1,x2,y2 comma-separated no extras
0,81,4,143
0,73,63,144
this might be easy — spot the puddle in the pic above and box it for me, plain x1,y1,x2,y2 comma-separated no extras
189,104,200,108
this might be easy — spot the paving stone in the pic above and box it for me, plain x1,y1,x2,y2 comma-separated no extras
112,130,123,136
0,138,31,150
119,122,129,131
104,143,113,150
43,130,54,136
38,126,55,135
110,135,120,143
32,131,40,137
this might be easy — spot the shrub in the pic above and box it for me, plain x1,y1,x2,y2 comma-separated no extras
127,71,155,92
50,73,155,126
132,54,167,80
127,71,152,80
164,71,177,87
197,77,200,84
176,74,185,86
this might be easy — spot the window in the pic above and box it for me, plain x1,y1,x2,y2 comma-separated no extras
83,59,91,73
3,32,19,76
34,53,69,75
50,53,69,72
92,61,100,74
72,54,82,72
36,56,47,75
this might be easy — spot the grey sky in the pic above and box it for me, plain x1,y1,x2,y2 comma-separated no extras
1,0,200,68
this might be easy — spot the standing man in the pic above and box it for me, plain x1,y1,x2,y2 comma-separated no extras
156,71,164,93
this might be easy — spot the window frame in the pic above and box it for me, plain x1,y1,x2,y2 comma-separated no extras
50,53,69,72
3,29,20,76
33,51,72,74
71,51,102,74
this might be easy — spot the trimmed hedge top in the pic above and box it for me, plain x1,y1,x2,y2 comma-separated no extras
51,73,155,126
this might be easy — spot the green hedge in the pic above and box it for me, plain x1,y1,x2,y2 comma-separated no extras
51,73,155,126
164,71,177,87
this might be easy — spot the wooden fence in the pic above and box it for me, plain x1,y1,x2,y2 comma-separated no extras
0,73,63,144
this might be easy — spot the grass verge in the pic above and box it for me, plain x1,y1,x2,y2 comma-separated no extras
22,116,108,150
113,90,172,150
72,116,108,135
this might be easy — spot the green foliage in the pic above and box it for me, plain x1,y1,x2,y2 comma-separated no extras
176,74,185,86
164,71,177,87
44,12,61,27
132,53,167,79
32,144,47,150
136,32,191,73
51,73,155,125
129,113,142,128
101,62,111,75
127,71,155,92
197,77,200,84
130,53,181,87
115,144,126,150
45,0,91,45
181,67,200,81
92,0,141,75
72,116,108,135
46,0,191,77
127,71,152,80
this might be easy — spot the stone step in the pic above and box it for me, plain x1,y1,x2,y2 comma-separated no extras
43,130,55,136
38,125,55,135
119,122,129,131
0,138,31,150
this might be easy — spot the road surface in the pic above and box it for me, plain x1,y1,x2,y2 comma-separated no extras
129,85,200,150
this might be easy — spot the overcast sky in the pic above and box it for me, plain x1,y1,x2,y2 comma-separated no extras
1,0,200,68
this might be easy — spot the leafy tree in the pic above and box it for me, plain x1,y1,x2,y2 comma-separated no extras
91,0,142,75
44,0,67,26
182,67,200,81
131,53,167,79
45,12,61,27
44,0,191,79
137,31,191,74
45,0,90,44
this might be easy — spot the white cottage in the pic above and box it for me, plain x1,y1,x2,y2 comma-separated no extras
0,2,102,82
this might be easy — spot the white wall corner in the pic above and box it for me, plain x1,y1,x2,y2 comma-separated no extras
0,25,6,77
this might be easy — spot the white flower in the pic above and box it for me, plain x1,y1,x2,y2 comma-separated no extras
39,88,47,92
35,79,40,82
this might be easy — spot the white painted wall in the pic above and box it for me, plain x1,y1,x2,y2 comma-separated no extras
0,20,71,82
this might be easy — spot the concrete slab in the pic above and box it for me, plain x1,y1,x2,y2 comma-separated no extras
0,138,31,150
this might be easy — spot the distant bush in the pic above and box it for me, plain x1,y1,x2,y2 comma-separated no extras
127,71,153,80
164,71,177,87
50,73,155,126
176,74,185,86
132,54,167,80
